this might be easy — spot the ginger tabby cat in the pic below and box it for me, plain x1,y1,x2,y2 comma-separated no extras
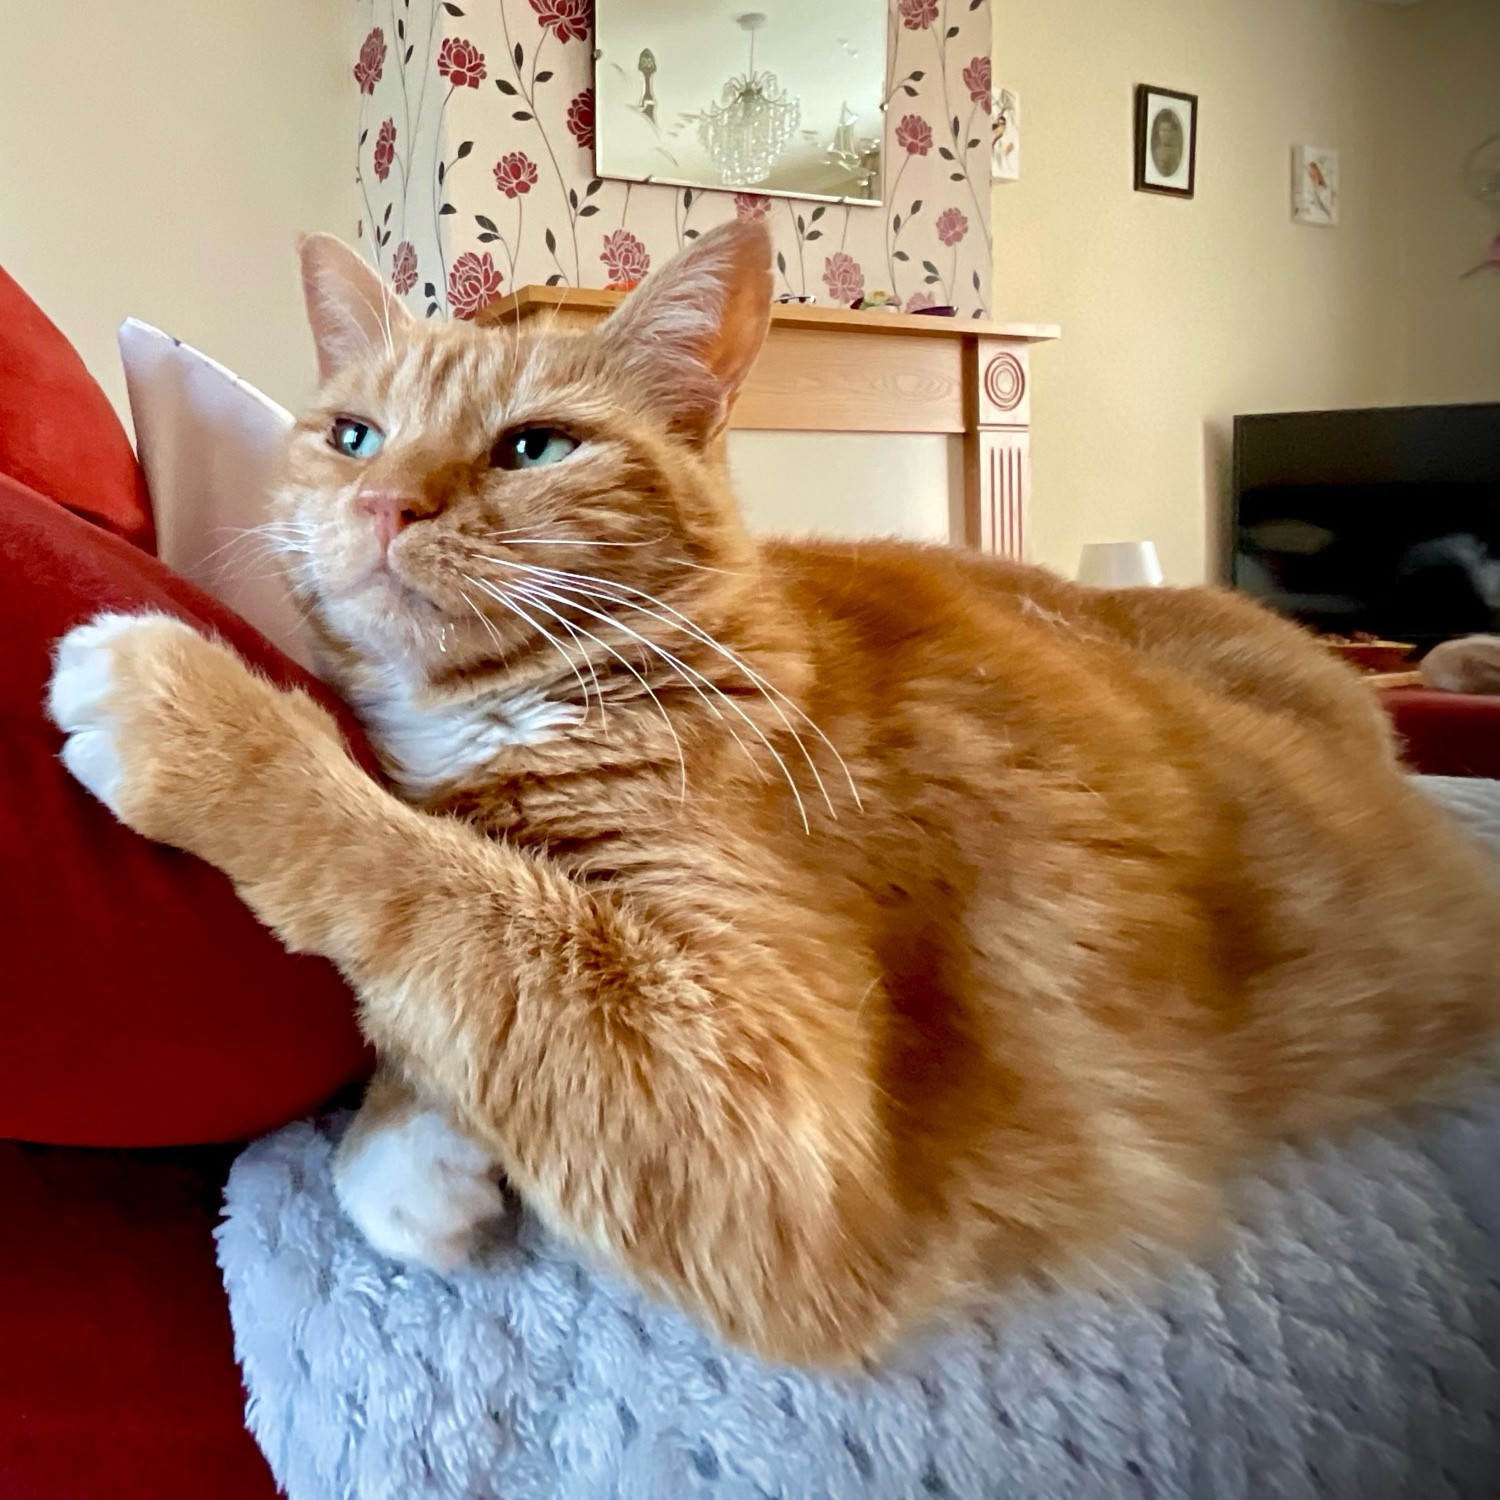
48,223,1500,1367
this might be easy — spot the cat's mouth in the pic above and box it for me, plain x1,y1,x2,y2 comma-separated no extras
354,539,444,605
361,565,453,627
318,549,450,643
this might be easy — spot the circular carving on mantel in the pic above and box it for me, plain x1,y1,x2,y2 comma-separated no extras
984,352,1026,412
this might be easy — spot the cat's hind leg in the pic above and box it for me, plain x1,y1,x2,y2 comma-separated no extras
332,1066,511,1271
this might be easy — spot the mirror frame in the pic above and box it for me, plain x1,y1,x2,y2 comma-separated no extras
588,10,889,209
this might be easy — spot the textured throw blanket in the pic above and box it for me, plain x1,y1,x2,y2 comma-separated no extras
217,776,1500,1500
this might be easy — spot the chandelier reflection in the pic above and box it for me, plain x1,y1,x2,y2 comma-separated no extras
698,13,801,186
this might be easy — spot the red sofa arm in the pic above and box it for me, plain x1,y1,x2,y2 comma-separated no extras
1,471,374,1146
1381,686,1500,780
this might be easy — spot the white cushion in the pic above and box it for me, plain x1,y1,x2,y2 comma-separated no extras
117,319,315,670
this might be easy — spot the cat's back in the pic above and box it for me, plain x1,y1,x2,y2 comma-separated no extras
758,537,1500,1138
758,535,1392,762
759,536,1081,652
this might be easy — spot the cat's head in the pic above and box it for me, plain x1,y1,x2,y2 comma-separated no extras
277,223,773,685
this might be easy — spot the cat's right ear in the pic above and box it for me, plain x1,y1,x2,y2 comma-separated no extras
595,220,773,443
297,233,413,382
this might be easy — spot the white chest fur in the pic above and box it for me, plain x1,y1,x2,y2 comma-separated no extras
356,676,582,799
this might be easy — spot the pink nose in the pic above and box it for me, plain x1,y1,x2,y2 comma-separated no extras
356,490,429,552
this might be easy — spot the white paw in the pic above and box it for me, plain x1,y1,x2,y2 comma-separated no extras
46,612,186,816
333,1111,508,1271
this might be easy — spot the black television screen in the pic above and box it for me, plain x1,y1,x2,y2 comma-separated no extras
1231,403,1500,651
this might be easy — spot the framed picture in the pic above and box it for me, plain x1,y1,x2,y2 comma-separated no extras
1292,145,1340,226
991,87,1020,182
1134,85,1198,198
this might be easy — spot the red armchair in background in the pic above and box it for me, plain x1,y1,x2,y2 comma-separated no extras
1382,686,1500,782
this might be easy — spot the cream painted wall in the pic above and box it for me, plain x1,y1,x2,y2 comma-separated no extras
0,1,358,421
1392,0,1500,405
729,433,961,543
991,0,1500,585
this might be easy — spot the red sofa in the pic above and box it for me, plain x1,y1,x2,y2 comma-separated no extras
0,266,373,1498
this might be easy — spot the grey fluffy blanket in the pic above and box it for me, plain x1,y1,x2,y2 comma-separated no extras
217,776,1500,1500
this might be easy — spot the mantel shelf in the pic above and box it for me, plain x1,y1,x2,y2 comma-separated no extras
478,284,1058,558
481,284,1059,345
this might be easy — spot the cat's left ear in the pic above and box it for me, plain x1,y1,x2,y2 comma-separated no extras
596,220,773,443
298,233,414,382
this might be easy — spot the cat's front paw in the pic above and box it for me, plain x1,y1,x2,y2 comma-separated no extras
47,610,342,857
333,1111,510,1272
46,612,152,817
48,612,204,824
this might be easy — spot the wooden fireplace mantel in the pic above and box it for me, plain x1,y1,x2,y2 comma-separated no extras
479,287,1059,557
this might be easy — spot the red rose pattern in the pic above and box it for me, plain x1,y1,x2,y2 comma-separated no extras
566,89,595,151
895,115,933,156
530,0,591,45
353,28,385,94
373,118,396,182
600,230,650,289
963,56,992,111
936,208,968,246
493,151,538,198
356,8,987,317
822,252,865,306
437,37,486,89
391,241,418,297
448,251,503,320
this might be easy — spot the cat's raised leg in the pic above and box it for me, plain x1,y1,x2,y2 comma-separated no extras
49,615,510,1270
47,611,898,1363
333,1067,509,1270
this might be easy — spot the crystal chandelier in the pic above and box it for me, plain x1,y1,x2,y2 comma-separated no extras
698,13,801,187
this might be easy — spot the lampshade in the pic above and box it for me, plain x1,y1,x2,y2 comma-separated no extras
1076,541,1164,587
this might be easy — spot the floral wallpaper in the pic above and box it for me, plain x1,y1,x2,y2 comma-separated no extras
352,0,993,321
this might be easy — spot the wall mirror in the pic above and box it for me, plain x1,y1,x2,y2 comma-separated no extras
593,0,887,205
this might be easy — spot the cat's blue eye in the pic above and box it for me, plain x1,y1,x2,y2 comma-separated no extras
329,417,385,460
491,427,579,471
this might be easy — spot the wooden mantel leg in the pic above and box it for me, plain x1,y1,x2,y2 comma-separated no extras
962,339,1032,557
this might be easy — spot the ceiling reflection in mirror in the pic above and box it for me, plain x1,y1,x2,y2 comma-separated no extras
593,1,887,205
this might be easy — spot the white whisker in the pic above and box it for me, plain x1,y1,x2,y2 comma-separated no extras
461,576,597,719
586,567,860,809
472,578,688,800
509,578,811,832
192,522,315,571
500,583,687,800
508,578,768,789
578,570,861,811
457,587,507,658
509,591,609,729
352,281,397,361
489,559,857,820
485,537,666,548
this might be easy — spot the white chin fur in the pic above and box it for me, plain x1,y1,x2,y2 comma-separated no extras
333,1110,508,1271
